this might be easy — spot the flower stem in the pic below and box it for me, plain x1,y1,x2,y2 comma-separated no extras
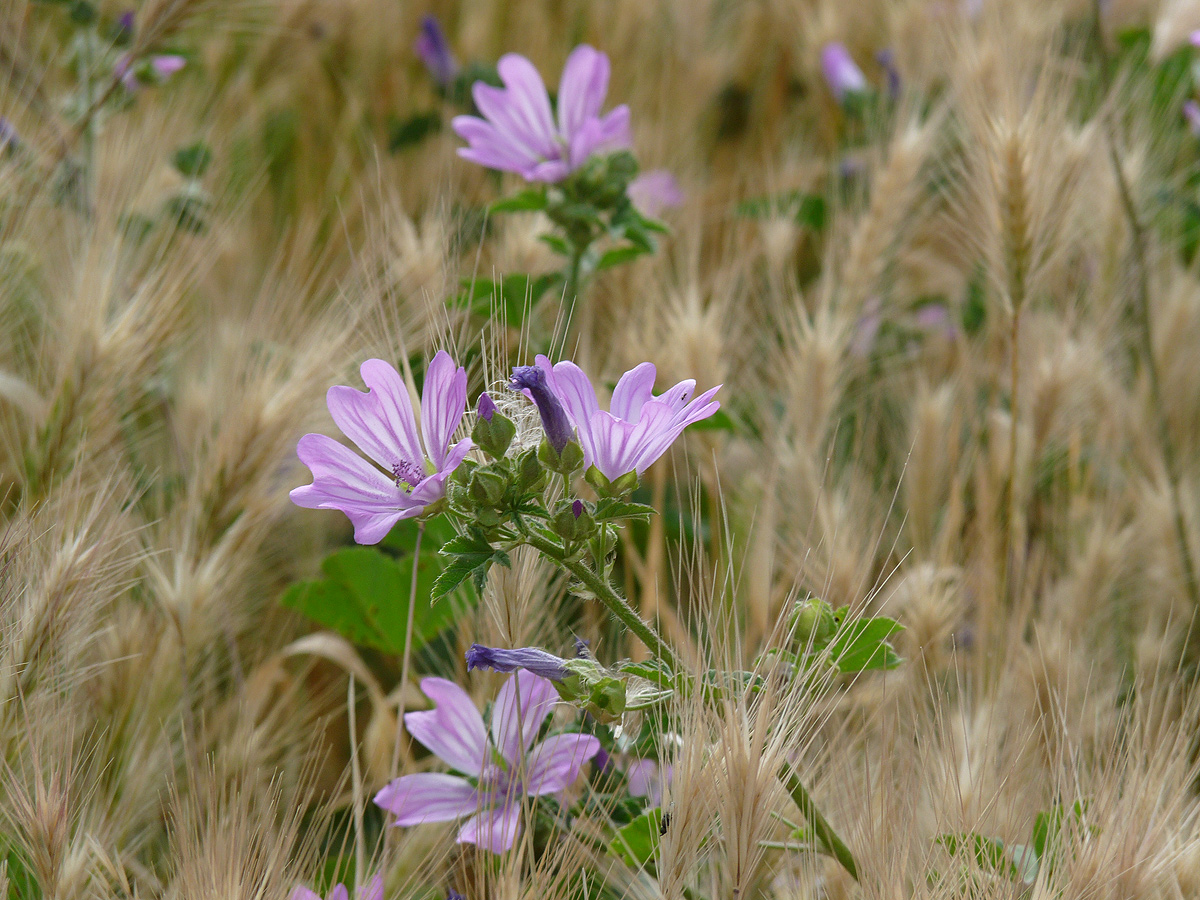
391,521,424,778
522,529,860,879
523,530,680,672
778,760,859,881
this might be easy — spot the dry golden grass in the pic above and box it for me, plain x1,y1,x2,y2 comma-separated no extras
5,0,1200,896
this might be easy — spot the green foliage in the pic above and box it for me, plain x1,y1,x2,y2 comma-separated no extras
387,111,441,152
613,808,663,871
736,190,827,231
281,516,472,653
432,528,512,598
827,615,904,672
452,273,563,327
172,141,213,178
489,189,548,214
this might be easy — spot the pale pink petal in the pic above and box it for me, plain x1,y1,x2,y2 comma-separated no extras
373,772,480,825
491,671,557,765
456,802,523,853
326,360,424,475
472,55,559,161
290,433,415,544
453,116,538,173
546,360,601,453
568,106,630,168
357,875,384,900
589,413,643,480
557,45,609,140
329,887,349,900
291,888,322,900
526,159,571,183
654,378,697,414
419,350,467,470
610,362,657,423
628,170,685,217
524,733,601,796
404,677,488,775
624,759,669,805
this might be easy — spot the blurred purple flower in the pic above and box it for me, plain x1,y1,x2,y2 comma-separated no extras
628,169,684,217
876,49,900,99
531,355,720,482
625,758,672,807
415,15,459,88
116,53,186,91
821,43,868,103
466,644,571,683
374,672,600,853
291,875,383,900
452,45,630,182
0,118,17,153
477,391,497,423
290,352,472,544
1185,100,1200,137
117,9,135,38
850,296,883,358
510,364,574,453
1191,30,1200,49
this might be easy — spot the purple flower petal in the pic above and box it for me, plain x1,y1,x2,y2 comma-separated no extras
466,644,570,682
557,45,609,142
358,875,384,900
821,42,868,103
609,362,657,422
524,733,601,796
289,433,416,543
568,105,631,169
329,887,349,900
420,350,468,469
491,671,557,765
326,360,424,477
150,55,186,79
373,772,480,825
404,677,489,776
628,170,685,218
456,801,523,853
415,15,458,87
291,889,323,900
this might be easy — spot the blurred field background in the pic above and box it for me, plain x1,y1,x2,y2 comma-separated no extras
8,0,1200,896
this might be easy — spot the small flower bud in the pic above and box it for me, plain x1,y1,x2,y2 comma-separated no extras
466,644,570,682
586,676,627,720
585,464,638,497
790,598,838,650
468,468,508,507
471,393,516,458
552,498,595,542
514,448,547,492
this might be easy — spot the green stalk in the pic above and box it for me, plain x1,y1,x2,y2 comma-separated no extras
522,529,859,880
779,761,859,881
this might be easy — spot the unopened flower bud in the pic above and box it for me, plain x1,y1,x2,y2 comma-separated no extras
471,393,516,458
510,365,574,453
552,498,595,541
514,448,547,492
790,598,837,649
539,437,584,475
468,468,508,507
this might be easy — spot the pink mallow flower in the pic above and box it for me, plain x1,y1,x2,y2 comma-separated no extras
530,355,721,482
291,875,383,900
627,169,684,218
116,53,185,91
290,351,471,544
625,758,673,808
374,672,600,853
821,42,868,103
452,45,630,183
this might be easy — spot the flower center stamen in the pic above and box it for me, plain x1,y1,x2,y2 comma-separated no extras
392,459,426,492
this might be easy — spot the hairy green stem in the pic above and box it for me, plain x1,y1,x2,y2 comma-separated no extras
522,529,860,879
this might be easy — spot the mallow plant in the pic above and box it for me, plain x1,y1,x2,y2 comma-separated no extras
289,339,903,882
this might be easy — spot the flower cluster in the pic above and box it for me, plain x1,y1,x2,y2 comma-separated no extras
291,352,720,542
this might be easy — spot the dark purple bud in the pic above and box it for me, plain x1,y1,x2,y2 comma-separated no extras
447,892,465,900
876,49,900,100
477,391,497,423
574,637,590,657
593,746,611,772
117,10,135,36
571,499,583,519
415,15,459,88
510,365,573,453
466,643,570,683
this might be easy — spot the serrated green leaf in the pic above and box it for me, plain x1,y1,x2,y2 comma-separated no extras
435,531,511,598
592,499,656,522
827,615,904,672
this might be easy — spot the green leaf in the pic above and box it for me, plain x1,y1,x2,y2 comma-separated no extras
735,190,826,231
489,189,547,214
452,273,562,326
434,530,511,598
935,832,1009,873
687,408,736,433
539,233,570,255
281,519,474,653
592,498,656,522
387,111,441,152
827,615,904,672
172,141,213,178
617,658,676,687
596,244,649,270
613,808,663,870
